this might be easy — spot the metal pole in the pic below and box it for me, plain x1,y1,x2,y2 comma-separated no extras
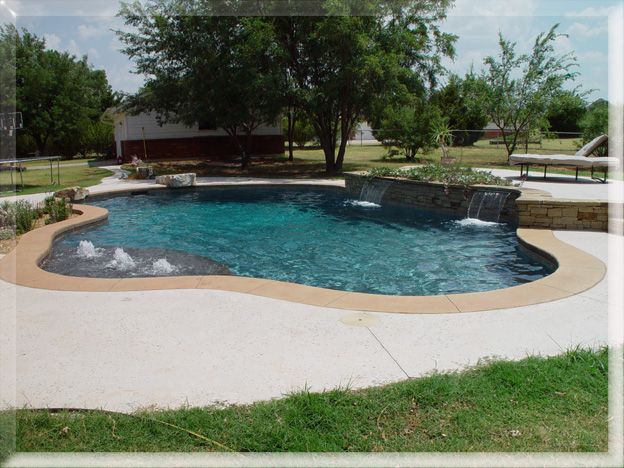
141,127,148,161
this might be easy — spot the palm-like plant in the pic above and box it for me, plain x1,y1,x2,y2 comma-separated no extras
431,119,454,163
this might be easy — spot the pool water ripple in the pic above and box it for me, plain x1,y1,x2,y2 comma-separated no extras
43,187,554,295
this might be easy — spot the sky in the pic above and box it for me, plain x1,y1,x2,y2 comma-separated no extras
1,0,621,102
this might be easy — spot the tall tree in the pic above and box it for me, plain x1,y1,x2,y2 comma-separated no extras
9,26,114,156
118,5,286,168
272,1,455,172
545,90,587,136
0,24,17,159
579,99,609,155
472,25,579,158
431,73,489,146
373,95,442,160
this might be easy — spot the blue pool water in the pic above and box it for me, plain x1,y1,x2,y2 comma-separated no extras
43,186,554,295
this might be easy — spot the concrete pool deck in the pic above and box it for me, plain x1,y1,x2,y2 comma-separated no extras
0,167,621,412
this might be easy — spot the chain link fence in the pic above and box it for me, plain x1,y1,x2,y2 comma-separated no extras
348,128,583,156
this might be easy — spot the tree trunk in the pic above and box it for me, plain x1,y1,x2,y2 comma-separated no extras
287,111,295,162
322,141,335,173
241,131,253,169
334,134,348,172
33,134,47,156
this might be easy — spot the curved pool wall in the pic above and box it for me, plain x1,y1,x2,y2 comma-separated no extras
40,185,553,296
344,173,520,224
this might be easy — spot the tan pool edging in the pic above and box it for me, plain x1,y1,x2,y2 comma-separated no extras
0,202,606,314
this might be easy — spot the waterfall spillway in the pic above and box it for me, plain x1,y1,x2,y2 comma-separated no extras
466,191,509,223
359,179,393,206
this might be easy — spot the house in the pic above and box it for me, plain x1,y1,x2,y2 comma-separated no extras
105,110,284,163
482,122,515,139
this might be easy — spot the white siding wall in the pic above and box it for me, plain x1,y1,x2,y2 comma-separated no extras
115,112,282,141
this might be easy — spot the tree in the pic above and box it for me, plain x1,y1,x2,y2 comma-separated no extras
283,114,316,149
579,99,609,155
472,25,579,158
118,6,286,168
11,27,114,157
374,96,442,161
0,24,17,159
431,73,488,146
272,2,455,173
545,90,587,136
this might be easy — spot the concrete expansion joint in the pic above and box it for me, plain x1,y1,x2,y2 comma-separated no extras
366,326,410,379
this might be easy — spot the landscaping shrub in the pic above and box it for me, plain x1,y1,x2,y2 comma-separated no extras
367,164,510,187
43,197,72,224
0,200,41,235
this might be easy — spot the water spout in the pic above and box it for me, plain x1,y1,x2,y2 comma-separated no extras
76,240,101,259
151,258,176,275
466,191,509,223
359,178,393,205
106,248,136,270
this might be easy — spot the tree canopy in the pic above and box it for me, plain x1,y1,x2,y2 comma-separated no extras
4,25,115,157
117,0,456,172
545,90,587,136
471,25,579,157
579,99,609,155
431,73,489,146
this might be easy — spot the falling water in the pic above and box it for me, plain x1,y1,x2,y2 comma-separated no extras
151,258,176,275
106,248,136,270
76,240,100,258
466,191,510,223
358,178,393,206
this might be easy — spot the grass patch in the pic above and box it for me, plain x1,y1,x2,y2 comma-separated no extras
135,142,621,180
367,164,511,187
0,166,112,197
12,348,608,453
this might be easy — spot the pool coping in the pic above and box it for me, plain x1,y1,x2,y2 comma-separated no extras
0,187,606,314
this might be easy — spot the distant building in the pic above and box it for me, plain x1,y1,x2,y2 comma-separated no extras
483,122,513,139
105,109,284,163
348,122,380,145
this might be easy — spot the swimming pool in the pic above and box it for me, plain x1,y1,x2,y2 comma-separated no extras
42,186,554,296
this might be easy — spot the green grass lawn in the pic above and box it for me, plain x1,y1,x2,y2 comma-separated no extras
0,166,112,197
9,348,608,454
11,158,95,168
138,140,620,180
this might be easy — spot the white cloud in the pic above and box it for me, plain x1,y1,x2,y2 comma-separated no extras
566,22,607,38
42,32,61,50
449,0,537,17
565,6,615,17
78,24,108,39
87,47,100,60
12,0,120,16
577,50,608,63
66,39,81,57
553,34,574,54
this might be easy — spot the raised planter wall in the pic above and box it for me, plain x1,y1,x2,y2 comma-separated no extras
516,199,610,231
345,172,616,232
344,173,519,223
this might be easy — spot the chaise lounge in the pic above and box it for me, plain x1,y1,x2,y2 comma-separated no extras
509,134,619,183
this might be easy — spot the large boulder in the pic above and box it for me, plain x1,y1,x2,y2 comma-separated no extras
155,173,196,188
135,166,154,179
53,186,89,202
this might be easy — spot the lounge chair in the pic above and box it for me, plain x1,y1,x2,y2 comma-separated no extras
509,134,619,183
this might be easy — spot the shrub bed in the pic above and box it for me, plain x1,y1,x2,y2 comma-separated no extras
367,164,511,187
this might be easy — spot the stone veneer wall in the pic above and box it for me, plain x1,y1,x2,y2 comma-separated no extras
344,173,519,223
344,172,615,232
516,199,609,231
